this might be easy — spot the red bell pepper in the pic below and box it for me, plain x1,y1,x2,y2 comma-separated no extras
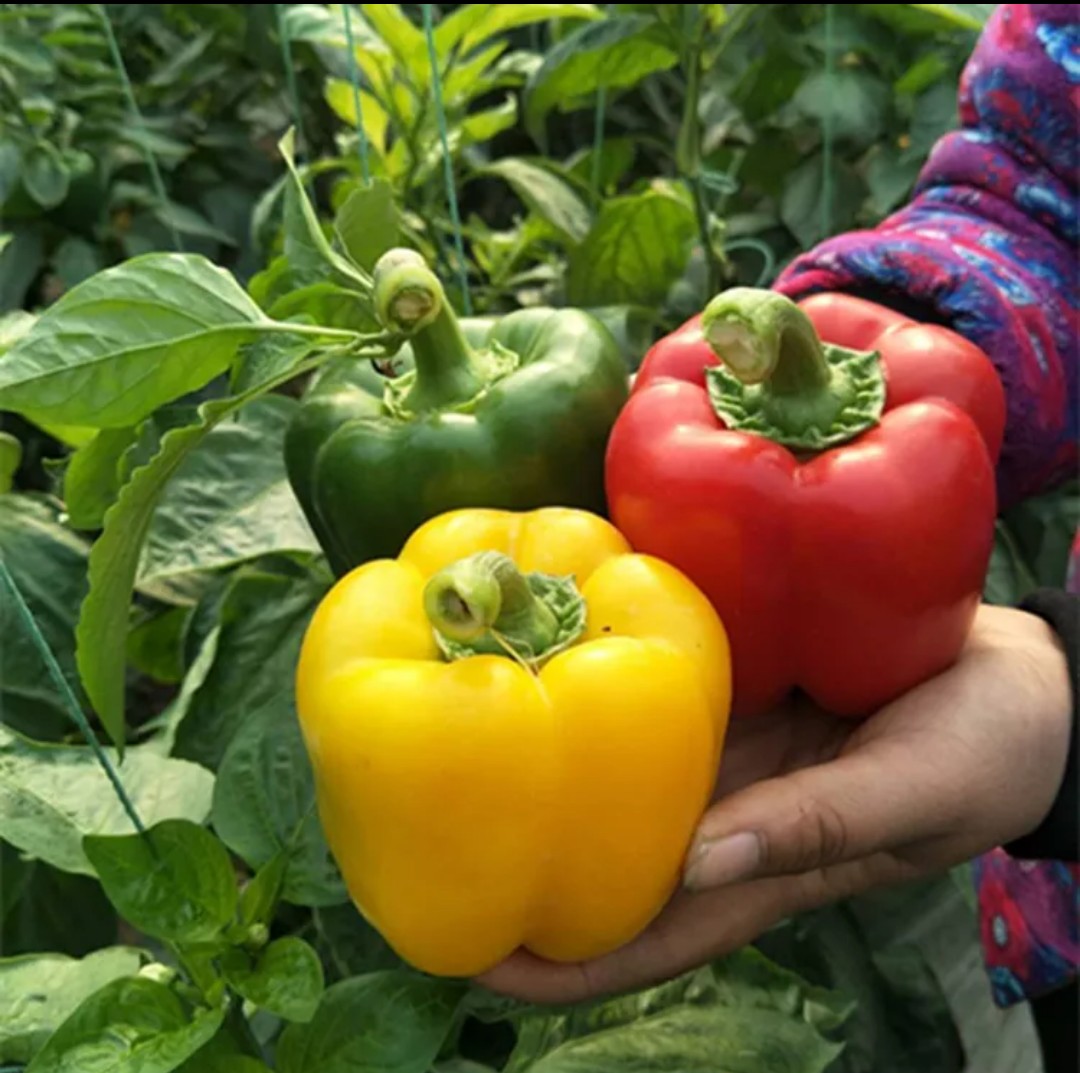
606,289,1006,719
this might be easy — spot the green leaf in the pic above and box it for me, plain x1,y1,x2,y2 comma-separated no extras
333,178,399,272
175,1029,272,1073
175,568,328,771
480,158,591,244
324,81,389,155
0,495,89,738
25,977,223,1073
0,948,142,1064
789,70,888,147
136,396,319,587
127,606,189,686
0,253,274,429
0,431,20,492
84,819,237,944
23,144,70,208
360,3,424,73
52,236,104,289
74,357,333,751
280,129,372,294
525,15,679,137
238,852,288,928
895,52,951,95
64,428,139,530
312,905,403,979
0,725,214,876
983,522,1038,606
781,154,864,249
567,186,695,307
512,951,849,1071
211,680,346,908
221,937,324,1023
0,309,35,353
460,96,519,145
276,972,465,1073
435,4,600,54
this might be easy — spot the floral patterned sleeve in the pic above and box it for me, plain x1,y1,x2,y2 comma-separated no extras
775,4,1079,1009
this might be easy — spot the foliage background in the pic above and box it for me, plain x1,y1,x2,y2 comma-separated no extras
0,4,1072,1072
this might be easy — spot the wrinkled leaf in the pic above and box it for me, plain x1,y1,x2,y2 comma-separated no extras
0,948,142,1064
211,678,346,908
84,819,237,944
221,937,324,1023
176,568,328,771
0,725,214,875
25,976,222,1073
276,972,465,1073
137,396,319,587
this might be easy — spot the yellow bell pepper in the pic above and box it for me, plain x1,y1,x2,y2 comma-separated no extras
295,507,732,977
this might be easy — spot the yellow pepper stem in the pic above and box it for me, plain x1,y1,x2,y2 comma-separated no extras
423,552,584,667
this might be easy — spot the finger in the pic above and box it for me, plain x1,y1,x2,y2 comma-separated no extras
476,880,794,1005
683,734,955,891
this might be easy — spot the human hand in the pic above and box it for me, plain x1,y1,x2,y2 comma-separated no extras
477,604,1071,1004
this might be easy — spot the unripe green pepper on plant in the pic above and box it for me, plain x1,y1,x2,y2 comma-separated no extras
285,249,630,575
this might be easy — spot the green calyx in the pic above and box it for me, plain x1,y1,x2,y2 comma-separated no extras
372,248,517,416
701,288,886,451
423,551,586,671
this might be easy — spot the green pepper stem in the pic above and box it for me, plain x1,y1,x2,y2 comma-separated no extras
700,287,886,451
424,552,561,662
701,288,831,394
373,248,485,414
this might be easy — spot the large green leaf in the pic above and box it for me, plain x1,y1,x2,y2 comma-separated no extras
0,254,275,429
74,338,330,752
276,972,465,1073
175,568,328,771
0,494,89,738
210,674,346,908
64,428,140,531
136,396,319,588
479,159,591,244
25,976,223,1073
0,948,142,1064
513,952,846,1073
83,819,237,944
567,186,695,307
525,15,679,137
0,725,213,876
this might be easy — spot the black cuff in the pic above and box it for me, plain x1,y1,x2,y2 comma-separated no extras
1004,589,1079,863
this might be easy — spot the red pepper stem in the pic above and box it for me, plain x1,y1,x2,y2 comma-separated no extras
700,287,887,452
372,248,485,414
701,288,831,395
423,552,570,665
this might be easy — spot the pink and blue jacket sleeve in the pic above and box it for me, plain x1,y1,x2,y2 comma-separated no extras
775,4,1079,1008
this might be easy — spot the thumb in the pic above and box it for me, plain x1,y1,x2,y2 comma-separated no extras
682,739,952,890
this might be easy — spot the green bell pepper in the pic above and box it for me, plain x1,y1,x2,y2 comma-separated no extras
285,250,629,575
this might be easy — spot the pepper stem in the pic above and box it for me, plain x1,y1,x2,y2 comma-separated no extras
373,248,486,414
423,552,586,668
701,288,886,451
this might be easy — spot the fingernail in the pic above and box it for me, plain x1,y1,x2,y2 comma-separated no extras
684,831,762,891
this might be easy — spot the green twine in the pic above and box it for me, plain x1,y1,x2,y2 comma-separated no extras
276,4,306,162
821,4,835,240
96,4,182,252
421,3,472,315
723,237,777,288
342,4,372,183
0,557,146,839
